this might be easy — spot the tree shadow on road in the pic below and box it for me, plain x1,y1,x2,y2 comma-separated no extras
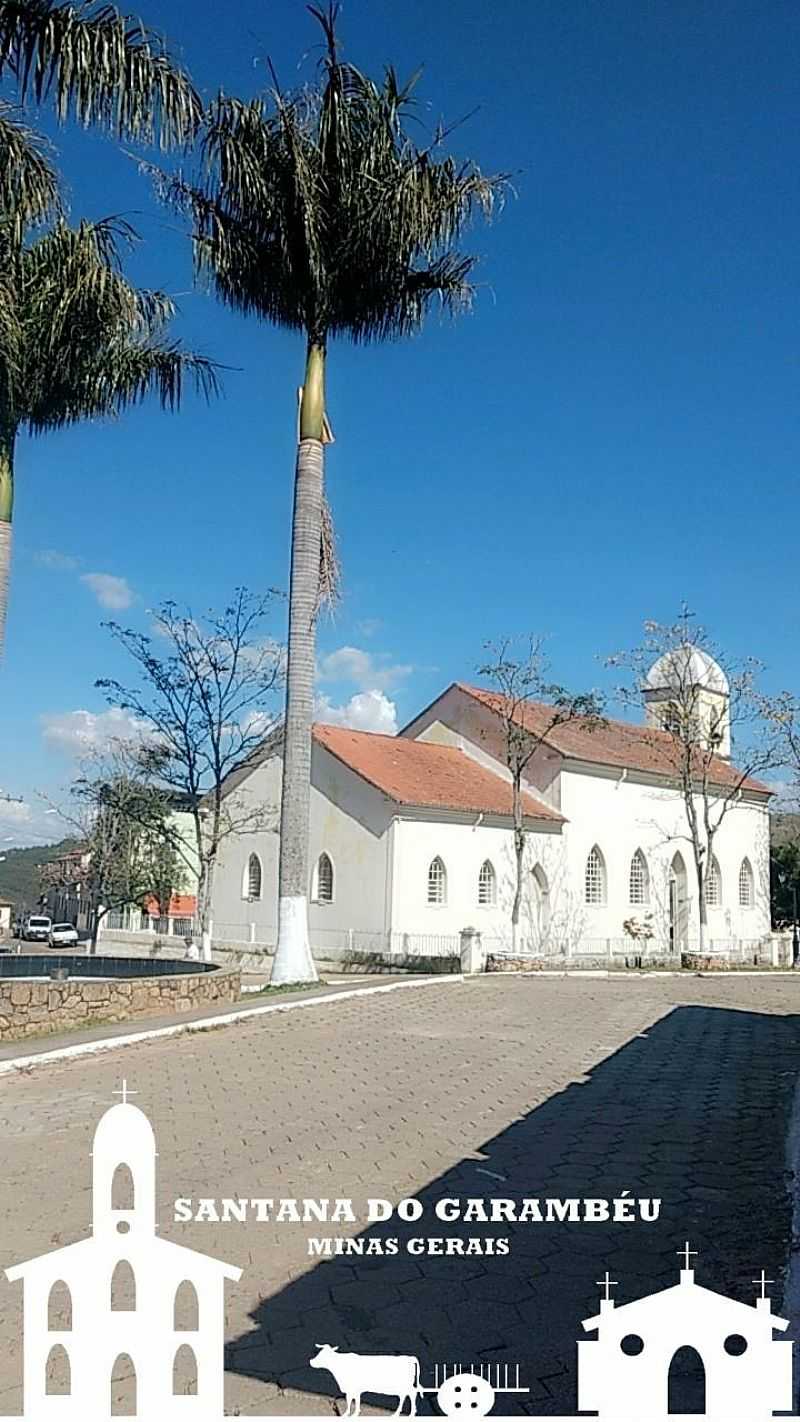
225,1003,800,1415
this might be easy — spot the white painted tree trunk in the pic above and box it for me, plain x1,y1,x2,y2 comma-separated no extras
271,435,323,986
0,520,10,662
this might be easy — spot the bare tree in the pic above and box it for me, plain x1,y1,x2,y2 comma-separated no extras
607,609,779,951
479,637,605,952
96,589,283,955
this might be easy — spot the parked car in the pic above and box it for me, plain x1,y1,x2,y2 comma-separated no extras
48,922,79,948
22,915,52,942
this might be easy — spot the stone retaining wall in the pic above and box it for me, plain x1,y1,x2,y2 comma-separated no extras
0,966,240,1042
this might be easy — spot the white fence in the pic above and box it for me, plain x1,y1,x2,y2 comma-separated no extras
484,935,785,967
97,913,788,968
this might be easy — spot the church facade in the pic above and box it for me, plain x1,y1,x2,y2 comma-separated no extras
210,654,771,958
6,1093,241,1417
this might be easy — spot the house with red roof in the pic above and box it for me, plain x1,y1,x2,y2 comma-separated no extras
209,648,771,961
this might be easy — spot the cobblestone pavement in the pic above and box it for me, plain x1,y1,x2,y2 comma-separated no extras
1,975,800,1415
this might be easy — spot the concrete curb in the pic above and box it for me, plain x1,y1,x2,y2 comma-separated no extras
0,974,464,1076
486,969,800,979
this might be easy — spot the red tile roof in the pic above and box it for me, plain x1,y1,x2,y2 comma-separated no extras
313,724,563,821
144,893,197,917
456,684,771,795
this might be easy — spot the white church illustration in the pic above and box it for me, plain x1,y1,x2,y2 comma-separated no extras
577,1244,793,1420
5,1084,241,1419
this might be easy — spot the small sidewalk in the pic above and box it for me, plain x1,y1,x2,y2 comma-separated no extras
0,973,433,1067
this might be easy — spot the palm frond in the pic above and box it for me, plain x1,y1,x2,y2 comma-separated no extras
148,8,506,348
4,212,220,434
0,102,61,237
0,0,201,147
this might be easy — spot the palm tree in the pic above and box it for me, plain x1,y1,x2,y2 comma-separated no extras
0,179,218,656
0,0,201,147
0,1,209,659
158,3,504,983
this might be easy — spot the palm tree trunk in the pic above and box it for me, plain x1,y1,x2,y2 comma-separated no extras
271,343,326,985
0,429,14,663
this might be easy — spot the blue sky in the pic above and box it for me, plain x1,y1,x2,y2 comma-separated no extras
2,0,799,845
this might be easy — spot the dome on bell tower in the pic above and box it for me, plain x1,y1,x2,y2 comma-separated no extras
645,645,729,696
643,645,731,758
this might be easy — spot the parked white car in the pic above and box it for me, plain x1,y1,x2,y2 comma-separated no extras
48,922,79,948
22,915,51,943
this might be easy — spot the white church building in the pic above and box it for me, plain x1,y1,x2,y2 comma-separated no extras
578,1247,792,1420
5,1089,241,1418
209,651,772,960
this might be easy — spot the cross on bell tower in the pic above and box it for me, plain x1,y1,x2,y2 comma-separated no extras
596,1270,618,1310
677,1241,698,1281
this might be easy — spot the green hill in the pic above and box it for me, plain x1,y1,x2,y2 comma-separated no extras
0,839,79,913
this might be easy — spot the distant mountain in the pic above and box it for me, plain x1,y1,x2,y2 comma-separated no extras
0,839,79,912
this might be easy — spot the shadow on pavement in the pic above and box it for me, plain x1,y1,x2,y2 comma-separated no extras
226,1003,800,1414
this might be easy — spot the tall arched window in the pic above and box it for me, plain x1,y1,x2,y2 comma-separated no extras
173,1280,199,1332
110,1261,136,1312
705,856,722,907
531,864,551,939
584,846,606,905
45,1345,71,1396
48,1280,72,1331
313,853,334,904
477,860,496,906
738,857,754,908
173,1344,199,1396
111,1163,134,1212
110,1354,136,1417
245,853,262,901
427,857,447,905
629,850,649,906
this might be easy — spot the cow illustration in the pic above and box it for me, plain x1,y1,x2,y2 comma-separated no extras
309,1343,421,1416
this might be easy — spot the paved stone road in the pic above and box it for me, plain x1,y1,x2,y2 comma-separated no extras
1,975,800,1415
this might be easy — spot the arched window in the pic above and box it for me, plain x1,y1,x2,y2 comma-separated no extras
531,864,551,940
705,856,722,907
110,1260,136,1312
427,857,447,905
245,853,262,901
477,860,496,906
172,1344,199,1396
111,1163,134,1212
174,1280,199,1332
629,850,649,906
110,1354,136,1417
739,857,754,908
313,852,334,904
45,1345,70,1395
47,1280,72,1331
585,846,606,905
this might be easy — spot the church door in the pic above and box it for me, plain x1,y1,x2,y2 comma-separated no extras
667,1345,706,1414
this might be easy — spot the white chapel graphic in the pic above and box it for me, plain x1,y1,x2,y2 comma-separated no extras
578,1245,793,1421
5,1084,241,1419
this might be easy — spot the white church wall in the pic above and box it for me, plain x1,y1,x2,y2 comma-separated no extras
210,747,393,946
558,765,771,948
389,815,563,944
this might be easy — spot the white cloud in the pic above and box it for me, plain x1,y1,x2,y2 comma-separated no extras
317,645,412,693
41,707,150,757
315,690,398,735
0,798,69,849
81,572,135,611
35,549,80,572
